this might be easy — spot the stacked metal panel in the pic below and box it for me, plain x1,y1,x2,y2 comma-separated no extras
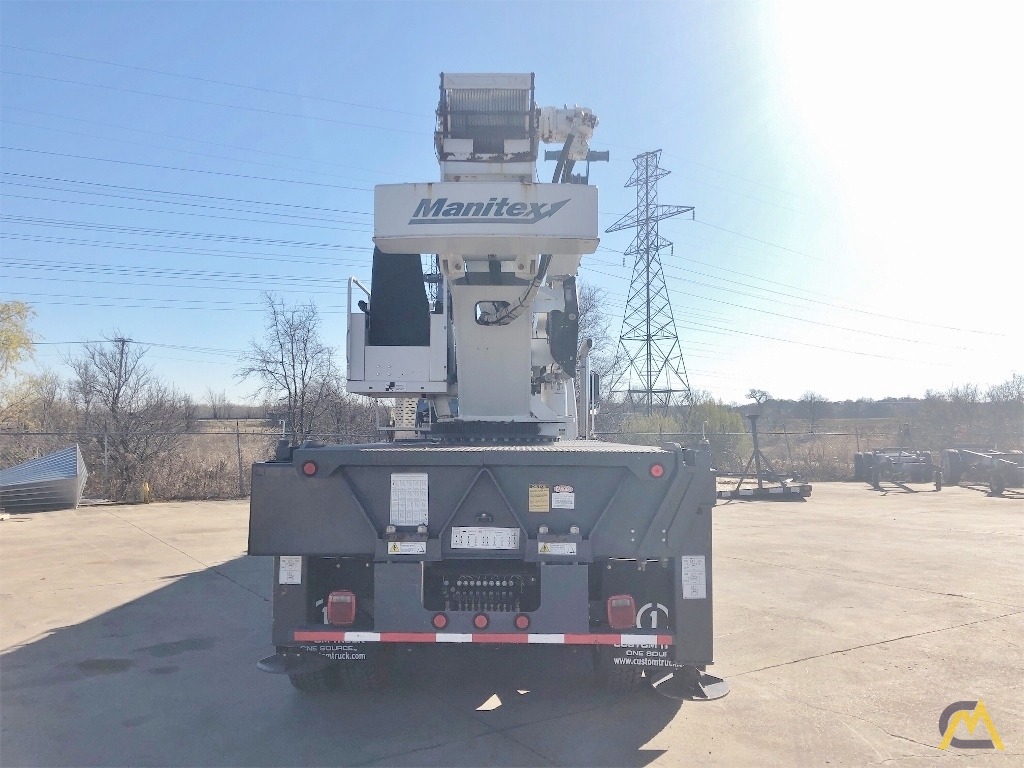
0,445,89,513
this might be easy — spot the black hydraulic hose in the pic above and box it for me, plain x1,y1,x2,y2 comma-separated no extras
551,132,575,183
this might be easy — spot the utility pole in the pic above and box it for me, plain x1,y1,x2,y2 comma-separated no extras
606,150,694,415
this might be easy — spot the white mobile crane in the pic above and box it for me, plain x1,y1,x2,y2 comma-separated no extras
249,73,727,699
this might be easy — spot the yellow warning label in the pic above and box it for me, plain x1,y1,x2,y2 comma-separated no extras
529,484,550,513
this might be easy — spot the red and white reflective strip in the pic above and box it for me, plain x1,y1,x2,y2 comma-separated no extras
294,630,673,646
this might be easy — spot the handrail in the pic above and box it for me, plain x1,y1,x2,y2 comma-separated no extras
347,276,371,316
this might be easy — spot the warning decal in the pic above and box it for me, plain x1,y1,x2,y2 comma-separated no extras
529,484,550,513
551,484,575,509
538,541,577,556
279,556,302,585
681,555,706,599
387,541,427,555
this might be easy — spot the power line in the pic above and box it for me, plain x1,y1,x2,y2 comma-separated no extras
0,191,373,232
0,172,373,215
0,214,370,249
0,233,371,266
1,183,370,225
0,44,428,117
4,106,407,178
0,118,387,185
0,70,429,135
692,217,824,262
580,263,962,352
0,146,374,191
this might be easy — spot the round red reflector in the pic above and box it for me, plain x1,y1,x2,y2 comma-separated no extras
650,463,665,478
302,461,318,477
473,613,489,630
514,614,530,631
432,613,448,630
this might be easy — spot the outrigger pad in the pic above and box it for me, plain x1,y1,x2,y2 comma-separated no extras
650,665,730,701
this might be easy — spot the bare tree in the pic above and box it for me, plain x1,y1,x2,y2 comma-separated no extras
237,294,339,443
205,386,228,419
987,373,1024,403
746,388,771,405
577,282,626,381
799,391,827,430
67,334,195,500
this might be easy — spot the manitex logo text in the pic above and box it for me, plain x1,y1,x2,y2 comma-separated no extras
410,197,570,225
938,700,1004,750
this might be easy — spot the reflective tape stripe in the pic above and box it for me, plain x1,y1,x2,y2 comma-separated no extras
292,630,673,645
528,634,565,644
380,632,433,643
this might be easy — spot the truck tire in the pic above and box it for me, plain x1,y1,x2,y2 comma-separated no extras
934,469,942,491
853,453,865,481
991,474,1006,496
288,663,340,694
341,661,387,691
593,647,645,691
943,450,962,485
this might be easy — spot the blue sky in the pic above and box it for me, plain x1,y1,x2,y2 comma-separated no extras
2,1,1021,406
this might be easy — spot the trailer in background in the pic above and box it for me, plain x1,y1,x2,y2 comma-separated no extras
942,448,1023,496
854,449,941,491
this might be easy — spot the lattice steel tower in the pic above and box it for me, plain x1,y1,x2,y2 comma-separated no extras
606,150,694,414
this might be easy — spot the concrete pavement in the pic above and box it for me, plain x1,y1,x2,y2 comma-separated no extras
1,484,1021,766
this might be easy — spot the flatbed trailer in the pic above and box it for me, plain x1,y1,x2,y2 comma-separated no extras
942,448,1024,495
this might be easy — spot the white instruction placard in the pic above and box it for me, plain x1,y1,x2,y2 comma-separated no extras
551,491,575,509
681,555,706,599
390,473,429,526
279,556,302,585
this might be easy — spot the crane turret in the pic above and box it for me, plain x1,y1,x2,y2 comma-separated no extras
347,73,601,442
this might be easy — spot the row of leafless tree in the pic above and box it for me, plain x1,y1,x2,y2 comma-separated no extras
1,295,379,501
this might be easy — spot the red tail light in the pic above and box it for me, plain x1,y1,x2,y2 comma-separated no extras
326,590,357,625
606,594,636,629
514,614,530,631
473,613,489,630
432,613,448,629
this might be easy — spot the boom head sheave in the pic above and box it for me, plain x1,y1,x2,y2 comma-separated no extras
348,73,602,442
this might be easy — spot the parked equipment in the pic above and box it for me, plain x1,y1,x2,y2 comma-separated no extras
0,445,88,513
942,448,1023,496
248,74,727,700
855,449,941,491
717,413,811,501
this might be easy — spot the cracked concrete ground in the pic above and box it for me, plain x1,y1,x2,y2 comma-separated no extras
1,483,1021,766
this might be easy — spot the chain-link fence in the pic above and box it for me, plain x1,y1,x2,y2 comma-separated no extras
0,424,373,503
4,418,1020,503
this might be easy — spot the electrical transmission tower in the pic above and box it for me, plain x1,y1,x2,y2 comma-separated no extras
606,150,694,415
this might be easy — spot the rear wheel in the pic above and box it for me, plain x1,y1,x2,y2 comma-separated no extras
943,449,962,485
288,662,340,694
991,474,1006,496
934,470,943,491
853,453,865,481
593,647,645,691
